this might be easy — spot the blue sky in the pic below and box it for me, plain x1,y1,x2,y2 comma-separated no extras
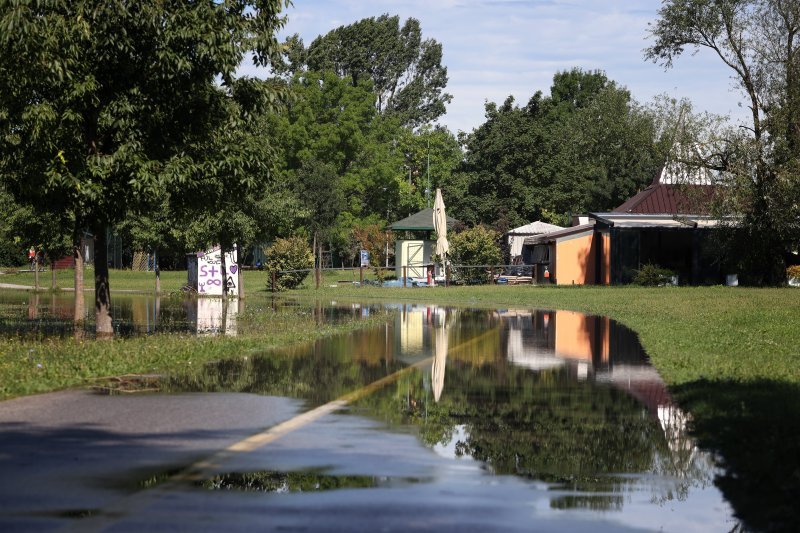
246,0,748,133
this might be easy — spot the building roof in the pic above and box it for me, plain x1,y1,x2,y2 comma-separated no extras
523,223,595,245
590,213,722,229
507,221,564,235
614,182,717,215
389,208,458,231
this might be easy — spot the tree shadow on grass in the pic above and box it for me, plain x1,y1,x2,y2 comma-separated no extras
672,379,800,532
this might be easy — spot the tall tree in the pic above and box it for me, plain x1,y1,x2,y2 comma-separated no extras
0,0,288,335
294,14,452,127
646,0,800,284
449,69,660,229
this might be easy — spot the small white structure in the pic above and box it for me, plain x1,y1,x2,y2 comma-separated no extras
187,245,239,297
395,240,436,278
507,221,563,260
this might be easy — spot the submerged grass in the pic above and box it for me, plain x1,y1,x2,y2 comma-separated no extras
0,296,386,399
0,268,270,293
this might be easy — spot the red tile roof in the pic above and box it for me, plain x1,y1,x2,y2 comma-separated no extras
614,174,717,215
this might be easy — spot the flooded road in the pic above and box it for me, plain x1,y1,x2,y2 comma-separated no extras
0,294,737,530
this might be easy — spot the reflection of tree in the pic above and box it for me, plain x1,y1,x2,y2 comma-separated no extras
356,362,717,512
201,470,377,492
164,325,405,406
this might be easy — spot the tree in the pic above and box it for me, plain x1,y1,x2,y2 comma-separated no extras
290,14,452,127
646,0,800,284
0,1,288,335
449,69,660,229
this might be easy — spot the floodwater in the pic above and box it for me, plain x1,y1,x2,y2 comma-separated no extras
0,291,737,530
162,304,735,530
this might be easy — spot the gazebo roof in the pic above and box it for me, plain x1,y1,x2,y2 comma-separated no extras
389,208,458,231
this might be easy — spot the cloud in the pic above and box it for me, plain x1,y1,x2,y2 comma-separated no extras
264,0,747,132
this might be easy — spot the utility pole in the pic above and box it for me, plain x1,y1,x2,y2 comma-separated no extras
426,136,431,208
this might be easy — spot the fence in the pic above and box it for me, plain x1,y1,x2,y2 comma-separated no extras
269,264,548,291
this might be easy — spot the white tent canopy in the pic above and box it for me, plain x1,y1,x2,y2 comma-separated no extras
507,221,563,258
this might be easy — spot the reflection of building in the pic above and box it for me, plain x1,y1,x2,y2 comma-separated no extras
500,309,685,437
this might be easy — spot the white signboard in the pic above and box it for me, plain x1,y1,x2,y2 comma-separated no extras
197,245,239,297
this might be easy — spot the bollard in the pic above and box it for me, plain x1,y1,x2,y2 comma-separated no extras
491,267,495,285
315,267,320,290
359,266,363,286
403,266,407,288
271,270,276,292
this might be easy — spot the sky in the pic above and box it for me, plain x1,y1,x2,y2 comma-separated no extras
243,0,749,134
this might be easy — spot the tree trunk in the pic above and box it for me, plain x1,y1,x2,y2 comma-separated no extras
154,249,161,294
312,232,319,289
73,238,85,327
94,229,113,338
50,254,57,290
33,249,40,291
220,246,228,301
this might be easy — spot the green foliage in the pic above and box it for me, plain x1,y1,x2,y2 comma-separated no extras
265,237,313,291
299,14,452,127
449,226,503,273
633,264,677,286
646,0,800,284
447,69,661,229
0,0,290,326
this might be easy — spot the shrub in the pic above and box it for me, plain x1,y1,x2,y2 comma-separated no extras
633,264,676,286
449,225,503,283
265,237,313,291
787,265,800,278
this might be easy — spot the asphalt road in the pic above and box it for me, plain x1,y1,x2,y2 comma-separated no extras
0,385,728,532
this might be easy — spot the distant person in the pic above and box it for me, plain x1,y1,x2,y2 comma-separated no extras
28,247,35,270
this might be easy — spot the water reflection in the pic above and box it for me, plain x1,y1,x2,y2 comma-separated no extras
161,302,729,525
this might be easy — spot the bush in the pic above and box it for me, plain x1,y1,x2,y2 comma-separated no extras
449,225,503,284
787,265,800,279
633,264,676,286
449,225,502,266
264,237,313,291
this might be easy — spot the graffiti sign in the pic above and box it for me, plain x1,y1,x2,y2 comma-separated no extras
197,245,239,297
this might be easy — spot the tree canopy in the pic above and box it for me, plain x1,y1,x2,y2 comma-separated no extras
446,69,663,230
646,0,800,283
0,0,289,333
281,14,452,128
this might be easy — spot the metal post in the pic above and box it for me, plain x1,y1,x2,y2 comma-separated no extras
359,266,364,286
403,266,407,288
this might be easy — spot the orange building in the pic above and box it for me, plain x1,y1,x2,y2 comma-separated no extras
521,164,728,285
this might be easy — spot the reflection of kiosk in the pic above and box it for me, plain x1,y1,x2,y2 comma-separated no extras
389,208,457,280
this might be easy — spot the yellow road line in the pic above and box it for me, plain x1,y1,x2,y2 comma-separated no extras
177,325,498,481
